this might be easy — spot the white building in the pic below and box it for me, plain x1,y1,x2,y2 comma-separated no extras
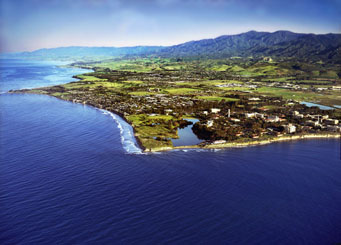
245,112,255,118
164,109,173,115
306,120,320,127
212,140,227,144
283,124,296,134
207,120,214,127
245,112,264,119
267,115,280,122
230,118,241,122
211,108,221,113
332,86,341,90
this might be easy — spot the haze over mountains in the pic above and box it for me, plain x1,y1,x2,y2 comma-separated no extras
160,31,341,62
2,46,163,60
3,31,341,63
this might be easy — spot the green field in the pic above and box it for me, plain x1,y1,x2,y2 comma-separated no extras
165,88,201,94
197,96,239,101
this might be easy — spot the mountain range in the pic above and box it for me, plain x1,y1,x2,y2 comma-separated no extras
2,31,341,62
1,46,163,60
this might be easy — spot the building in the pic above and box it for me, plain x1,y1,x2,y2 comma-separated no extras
283,124,296,134
267,115,280,122
230,118,240,122
325,119,339,125
306,120,320,127
294,114,304,119
255,113,265,119
207,120,214,127
245,112,255,118
263,57,273,62
327,125,341,132
164,109,173,115
316,87,328,91
211,108,221,113
332,86,341,90
245,112,264,119
212,140,227,144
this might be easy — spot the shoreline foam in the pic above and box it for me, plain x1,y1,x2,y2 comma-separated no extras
100,110,142,154
10,92,341,154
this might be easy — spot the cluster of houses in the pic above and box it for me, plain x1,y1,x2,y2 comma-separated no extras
64,81,341,141
215,82,258,89
292,111,340,132
47,67,341,144
266,82,340,93
200,104,341,140
245,112,281,122
246,109,340,133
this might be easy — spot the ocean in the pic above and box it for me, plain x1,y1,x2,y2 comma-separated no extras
1,59,341,244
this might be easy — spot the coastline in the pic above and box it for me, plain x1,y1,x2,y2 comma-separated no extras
8,91,340,153
148,133,340,152
6,91,146,153
7,91,149,152
202,133,340,149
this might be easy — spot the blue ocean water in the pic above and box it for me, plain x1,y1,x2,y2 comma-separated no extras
0,59,92,93
1,59,341,244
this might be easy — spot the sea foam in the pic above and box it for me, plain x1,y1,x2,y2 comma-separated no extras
101,110,142,154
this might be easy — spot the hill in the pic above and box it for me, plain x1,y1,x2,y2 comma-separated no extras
2,31,341,62
158,31,341,62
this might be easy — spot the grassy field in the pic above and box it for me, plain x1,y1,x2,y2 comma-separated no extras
72,57,340,107
126,114,178,150
255,87,317,100
76,75,107,82
23,57,341,152
129,91,155,96
197,96,239,101
165,88,201,94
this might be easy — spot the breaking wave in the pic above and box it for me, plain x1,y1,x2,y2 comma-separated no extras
101,110,142,154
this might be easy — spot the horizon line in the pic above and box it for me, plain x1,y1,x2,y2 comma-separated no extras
1,29,340,54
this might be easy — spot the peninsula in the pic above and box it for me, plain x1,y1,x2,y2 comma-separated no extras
9,31,341,152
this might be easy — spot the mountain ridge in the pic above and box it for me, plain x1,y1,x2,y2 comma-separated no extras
2,31,341,62
158,30,341,62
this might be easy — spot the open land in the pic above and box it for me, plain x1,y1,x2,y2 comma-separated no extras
11,57,341,152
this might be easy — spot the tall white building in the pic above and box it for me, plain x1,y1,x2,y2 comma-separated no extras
283,124,296,134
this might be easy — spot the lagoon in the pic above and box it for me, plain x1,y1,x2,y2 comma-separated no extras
300,101,335,110
1,59,341,244
171,119,203,147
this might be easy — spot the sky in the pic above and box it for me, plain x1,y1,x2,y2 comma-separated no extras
1,0,340,52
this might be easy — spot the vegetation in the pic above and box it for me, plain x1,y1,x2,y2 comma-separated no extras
10,48,341,151
4,31,341,64
158,31,341,63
